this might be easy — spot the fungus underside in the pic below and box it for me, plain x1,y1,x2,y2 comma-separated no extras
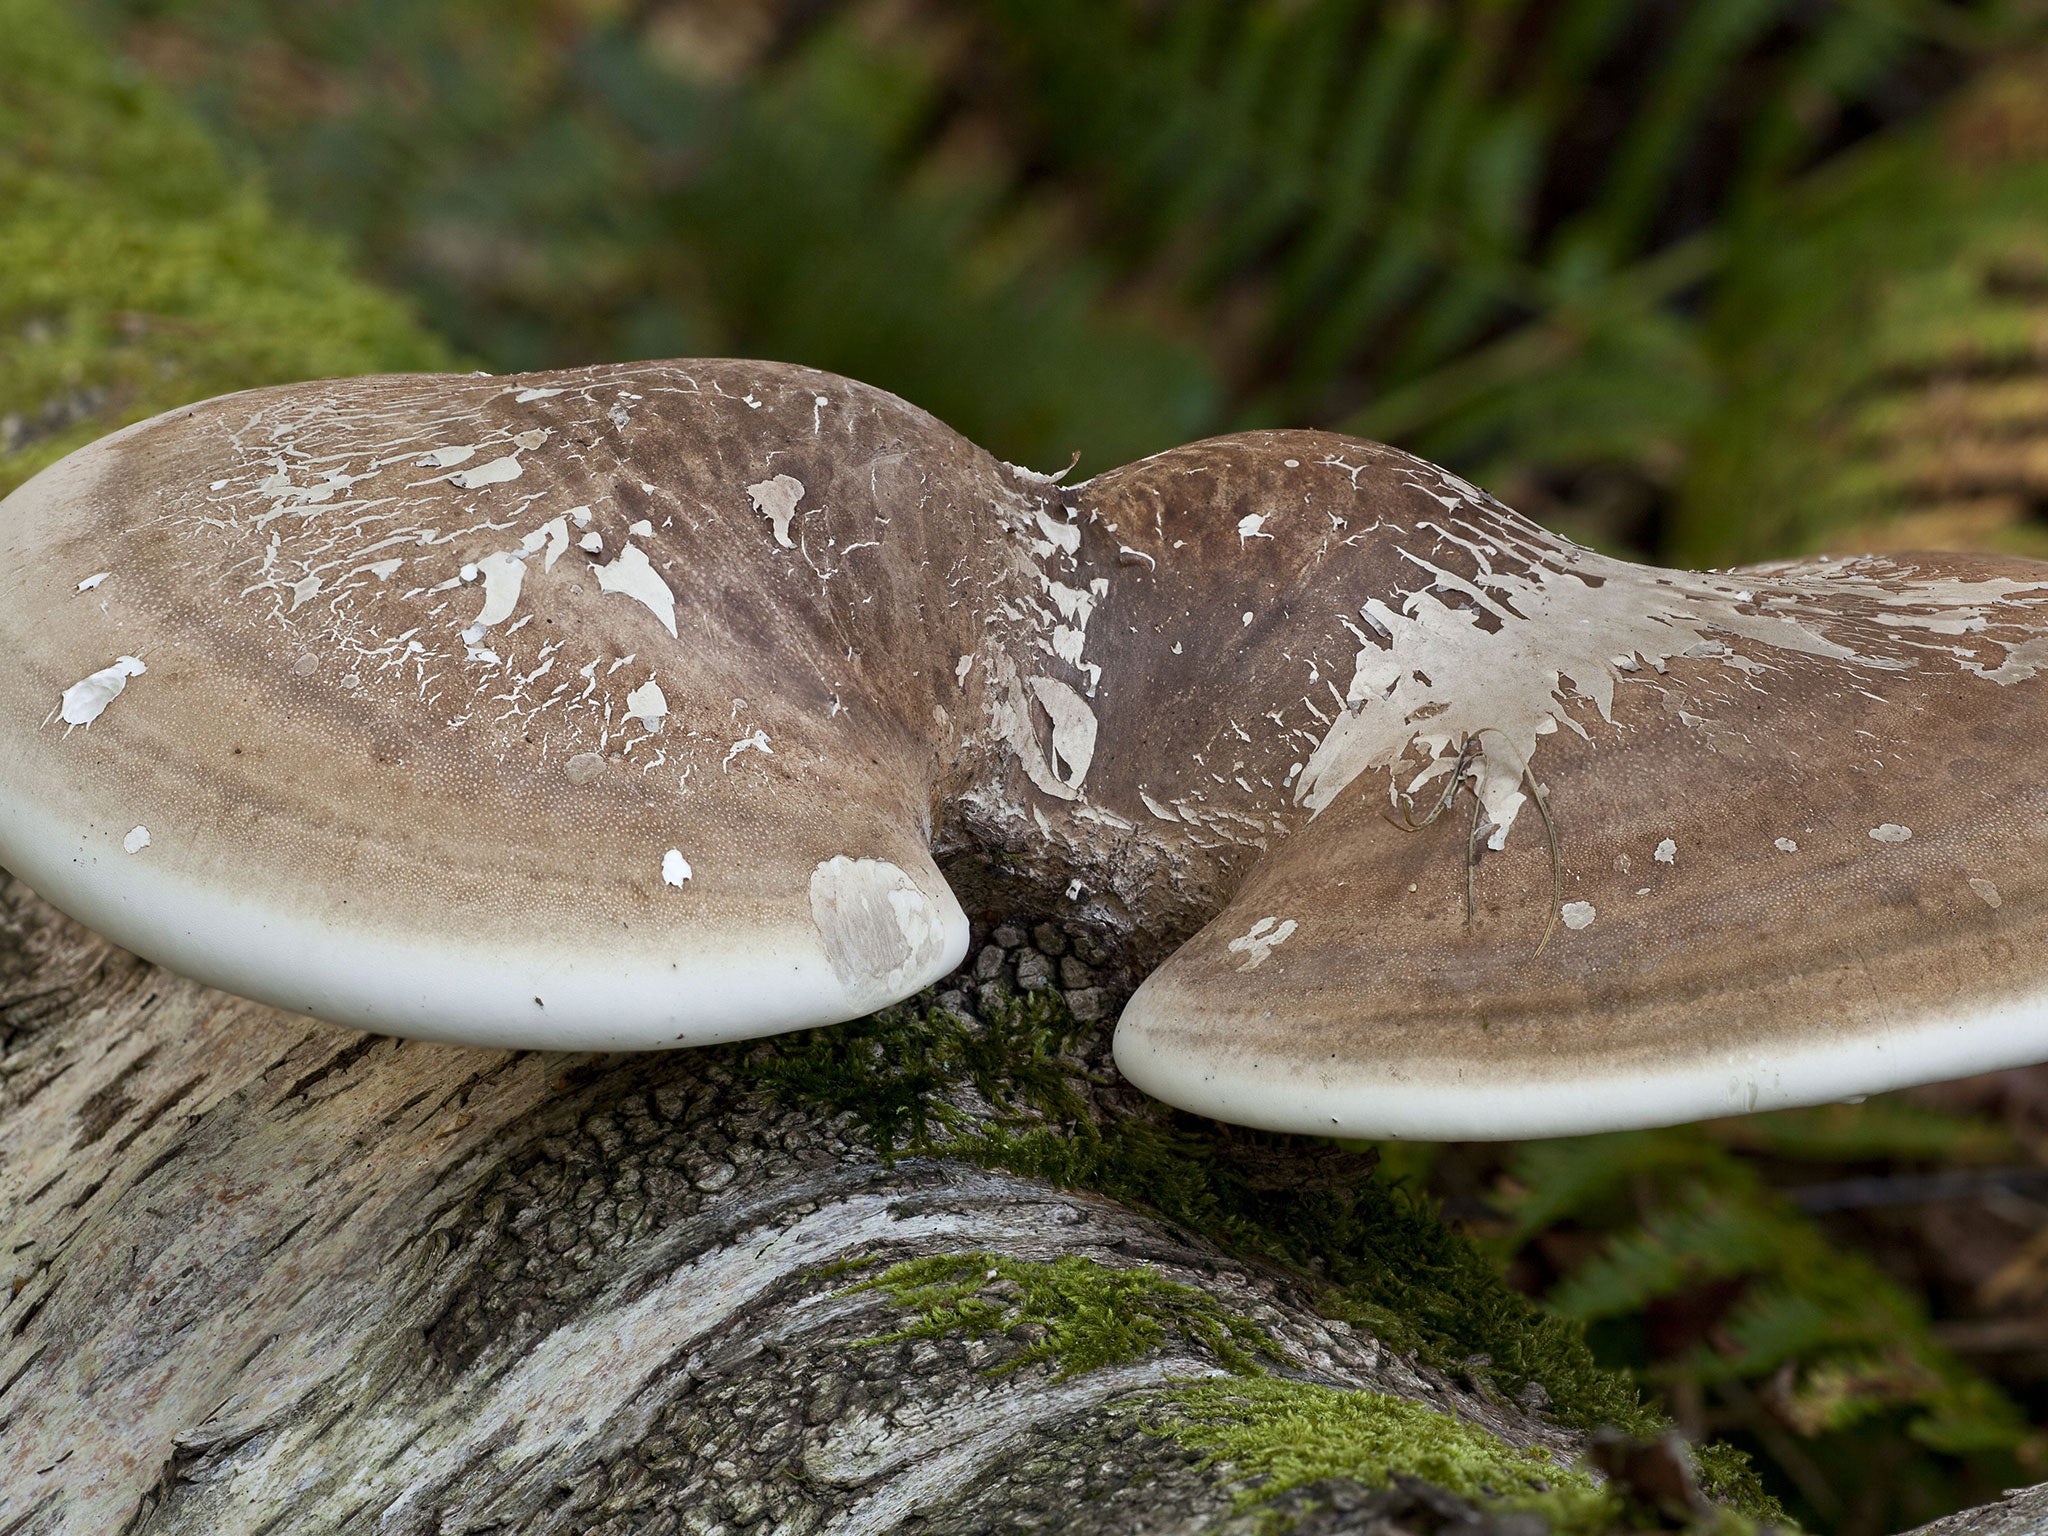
730,980,1781,1522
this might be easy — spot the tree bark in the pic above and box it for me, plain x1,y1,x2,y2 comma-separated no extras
2,872,1590,1535
11,869,2046,1536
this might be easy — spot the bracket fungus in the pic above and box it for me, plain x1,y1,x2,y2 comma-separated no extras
6,361,2048,1138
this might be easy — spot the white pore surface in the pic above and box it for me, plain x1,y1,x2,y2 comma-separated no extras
0,803,970,1051
1111,978,2048,1141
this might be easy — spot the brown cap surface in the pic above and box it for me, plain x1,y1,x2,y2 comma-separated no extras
1094,436,2048,1137
0,362,1057,1047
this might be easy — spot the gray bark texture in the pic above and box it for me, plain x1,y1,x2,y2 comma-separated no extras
0,874,1572,1535
2,867,2041,1536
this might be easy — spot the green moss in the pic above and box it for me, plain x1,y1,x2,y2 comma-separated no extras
1158,1377,1615,1534
733,983,1786,1526
0,0,451,498
846,1251,1278,1379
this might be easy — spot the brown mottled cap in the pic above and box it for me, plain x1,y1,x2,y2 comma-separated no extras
9,366,2048,1133
1093,436,2048,1138
0,362,1049,1047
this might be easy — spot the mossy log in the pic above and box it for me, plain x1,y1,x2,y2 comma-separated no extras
0,873,1697,1535
4,846,2047,1536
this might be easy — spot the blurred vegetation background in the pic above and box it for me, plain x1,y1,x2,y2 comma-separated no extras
8,0,2048,1530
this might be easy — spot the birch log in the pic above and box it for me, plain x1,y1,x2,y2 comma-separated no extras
2,872,1591,1536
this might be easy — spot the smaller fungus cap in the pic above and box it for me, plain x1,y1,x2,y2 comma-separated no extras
1100,432,2048,1138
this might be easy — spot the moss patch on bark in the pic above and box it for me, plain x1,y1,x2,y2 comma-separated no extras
846,1251,1279,1380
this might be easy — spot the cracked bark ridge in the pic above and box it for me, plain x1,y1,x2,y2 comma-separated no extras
3,874,1581,1535
1896,1483,2048,1536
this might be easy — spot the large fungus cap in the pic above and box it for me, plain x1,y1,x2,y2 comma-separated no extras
0,363,1011,1048
7,363,2048,1136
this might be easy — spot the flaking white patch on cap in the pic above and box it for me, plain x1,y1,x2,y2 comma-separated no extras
594,544,678,637
418,445,475,468
625,678,668,732
1970,878,2002,908
123,826,150,854
447,455,522,490
1560,901,1596,931
1297,473,2048,854
520,516,570,570
1869,824,1913,843
808,855,948,1012
1776,837,1799,853
470,551,526,630
747,475,805,549
1655,838,1677,865
76,572,109,593
1227,916,1297,971
661,849,692,887
1027,675,1098,791
55,656,145,728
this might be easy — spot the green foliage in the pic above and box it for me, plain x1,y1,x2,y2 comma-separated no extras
79,0,2041,551
0,0,449,499
1672,56,2048,561
1710,1100,2018,1166
845,1251,1278,1378
1495,1110,2041,1525
1158,1377,1616,1533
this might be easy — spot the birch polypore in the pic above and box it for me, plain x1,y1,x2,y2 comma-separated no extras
6,362,2048,1136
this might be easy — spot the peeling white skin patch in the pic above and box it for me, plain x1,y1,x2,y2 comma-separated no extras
747,475,806,549
723,729,772,770
809,856,948,1012
594,544,679,637
447,454,522,489
56,656,145,727
1560,901,1596,931
1776,838,1799,853
418,444,475,468
76,571,109,593
1869,824,1913,843
1027,676,1098,790
1295,484,2048,851
1970,878,2002,909
1655,838,1677,865
662,849,692,888
520,515,570,570
625,678,668,732
123,826,150,854
1965,633,2048,684
1227,916,1298,971
470,551,527,629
